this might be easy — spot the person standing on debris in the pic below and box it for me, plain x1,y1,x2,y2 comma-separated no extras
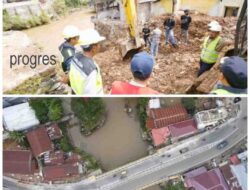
211,56,247,94
149,26,162,57
142,23,150,47
69,29,106,95
180,9,192,44
111,51,160,94
198,22,226,76
164,14,178,48
59,25,80,73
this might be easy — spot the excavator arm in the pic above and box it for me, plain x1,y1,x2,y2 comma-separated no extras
120,0,142,59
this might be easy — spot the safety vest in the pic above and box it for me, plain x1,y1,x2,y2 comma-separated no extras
69,53,103,95
201,36,221,64
211,89,235,95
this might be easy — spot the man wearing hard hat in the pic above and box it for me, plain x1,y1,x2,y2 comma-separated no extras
197,21,226,76
69,28,106,95
59,25,80,73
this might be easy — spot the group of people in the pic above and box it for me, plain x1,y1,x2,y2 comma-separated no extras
142,10,192,57
58,10,247,95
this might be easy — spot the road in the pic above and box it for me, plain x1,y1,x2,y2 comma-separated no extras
3,99,247,190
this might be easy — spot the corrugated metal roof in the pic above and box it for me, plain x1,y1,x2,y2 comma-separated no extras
151,127,170,146
3,102,39,131
26,126,53,157
3,150,37,175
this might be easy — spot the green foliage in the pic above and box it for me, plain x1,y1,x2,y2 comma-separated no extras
3,10,50,31
53,0,67,16
162,181,185,190
74,148,99,170
137,98,149,132
8,131,29,147
30,98,63,123
71,98,106,134
181,98,197,115
48,99,64,121
39,11,50,24
3,9,12,31
57,122,74,152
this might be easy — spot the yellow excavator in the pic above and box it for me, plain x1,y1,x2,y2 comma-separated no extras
120,0,143,59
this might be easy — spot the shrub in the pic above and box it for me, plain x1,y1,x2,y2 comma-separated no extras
11,15,29,30
30,98,63,123
71,98,106,133
53,0,67,16
28,16,42,28
39,11,50,24
137,98,149,132
3,9,12,31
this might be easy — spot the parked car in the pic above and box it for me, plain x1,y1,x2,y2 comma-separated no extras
217,141,228,149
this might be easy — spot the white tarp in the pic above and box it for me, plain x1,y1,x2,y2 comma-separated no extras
3,102,39,131
149,98,161,109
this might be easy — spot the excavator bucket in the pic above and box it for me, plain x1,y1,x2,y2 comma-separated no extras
119,36,143,59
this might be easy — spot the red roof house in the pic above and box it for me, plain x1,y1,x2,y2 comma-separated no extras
148,105,188,129
168,119,198,141
44,151,65,166
151,127,171,147
184,167,229,190
220,164,242,190
43,163,81,182
230,155,241,165
26,126,53,157
3,150,37,175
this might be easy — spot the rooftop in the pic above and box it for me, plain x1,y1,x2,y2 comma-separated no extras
46,123,62,140
43,163,81,182
220,164,242,190
26,126,53,157
168,119,197,139
151,127,171,146
3,150,37,175
185,167,229,190
148,104,188,128
3,102,39,131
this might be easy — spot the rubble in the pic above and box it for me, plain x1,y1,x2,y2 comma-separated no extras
94,12,237,94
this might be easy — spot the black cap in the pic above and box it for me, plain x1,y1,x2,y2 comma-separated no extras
220,56,247,89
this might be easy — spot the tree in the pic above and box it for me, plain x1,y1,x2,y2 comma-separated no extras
71,98,106,134
137,98,149,132
30,98,64,123
163,181,185,190
181,98,196,115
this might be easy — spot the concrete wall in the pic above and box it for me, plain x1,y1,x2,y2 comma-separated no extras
151,0,244,17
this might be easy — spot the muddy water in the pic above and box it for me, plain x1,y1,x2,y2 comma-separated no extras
24,9,95,55
68,98,148,171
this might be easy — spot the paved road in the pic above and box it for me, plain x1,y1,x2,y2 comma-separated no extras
3,99,247,190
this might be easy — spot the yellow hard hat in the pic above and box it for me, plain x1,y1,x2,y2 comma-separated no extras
62,25,80,39
78,29,106,46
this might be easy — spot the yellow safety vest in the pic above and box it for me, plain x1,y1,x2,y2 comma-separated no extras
69,53,103,95
201,36,221,64
211,89,235,95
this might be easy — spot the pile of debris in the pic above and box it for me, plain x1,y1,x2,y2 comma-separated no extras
95,12,237,94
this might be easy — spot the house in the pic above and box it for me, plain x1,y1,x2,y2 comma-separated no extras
26,126,53,157
3,150,38,175
230,163,247,190
184,167,229,190
168,119,198,142
42,163,82,182
194,108,228,130
3,102,40,131
147,104,189,129
151,127,171,147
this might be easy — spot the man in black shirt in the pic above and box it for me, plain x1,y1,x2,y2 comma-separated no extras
142,23,150,47
163,14,178,48
181,9,192,44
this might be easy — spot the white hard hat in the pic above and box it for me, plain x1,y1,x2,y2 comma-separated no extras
208,20,219,27
63,25,80,39
209,24,222,32
78,29,106,46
